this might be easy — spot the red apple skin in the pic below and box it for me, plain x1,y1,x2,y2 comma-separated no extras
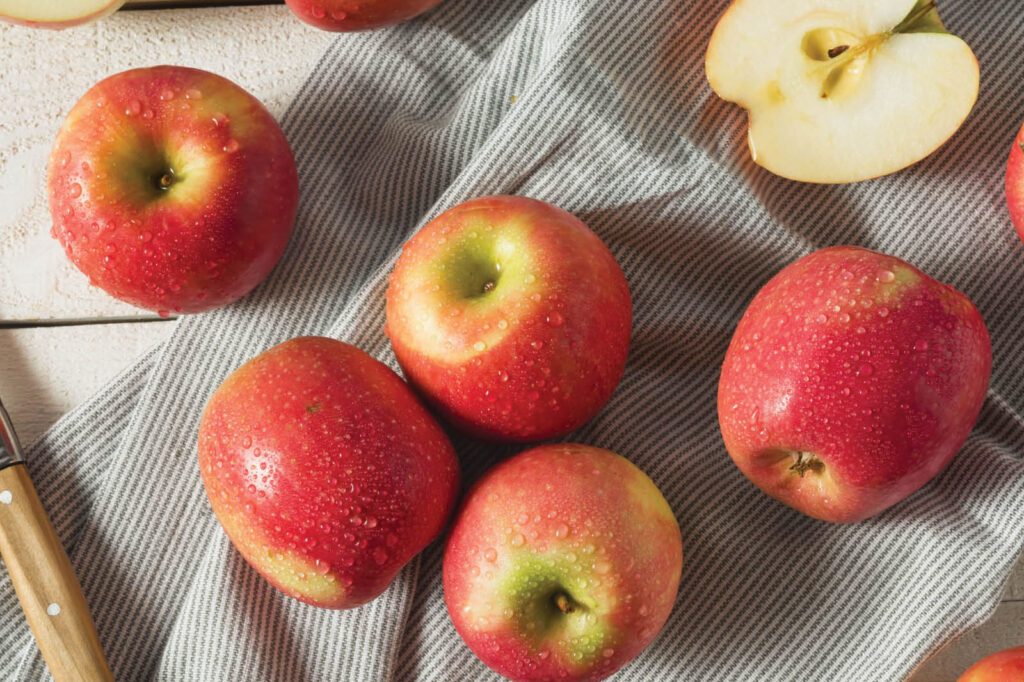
444,444,682,682
198,337,460,609
48,66,298,316
284,0,443,31
386,196,632,442
718,246,991,523
0,0,124,29
959,646,1024,682
1006,122,1024,243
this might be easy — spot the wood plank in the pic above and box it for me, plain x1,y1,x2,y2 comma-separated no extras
0,322,174,445
910,601,1024,681
0,6,331,322
124,1,281,7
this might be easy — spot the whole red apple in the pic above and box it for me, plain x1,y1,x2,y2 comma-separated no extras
1006,121,1024,243
48,66,298,316
284,0,443,31
385,196,632,442
718,246,991,523
198,336,460,609
959,645,1024,681
444,443,682,682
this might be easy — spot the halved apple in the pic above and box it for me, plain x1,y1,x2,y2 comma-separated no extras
706,0,979,183
0,0,125,29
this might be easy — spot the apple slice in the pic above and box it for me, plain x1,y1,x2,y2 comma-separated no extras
706,0,979,183
0,0,124,29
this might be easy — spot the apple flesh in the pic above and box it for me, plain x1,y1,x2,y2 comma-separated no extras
48,66,298,316
284,0,443,31
198,337,460,609
959,646,1024,682
385,196,632,442
0,0,124,29
718,246,991,523
1006,121,1024,244
443,443,683,682
706,0,979,183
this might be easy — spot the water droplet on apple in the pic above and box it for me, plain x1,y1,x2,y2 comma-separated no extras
242,436,252,448
473,341,486,352
857,363,874,377
838,312,850,323
311,6,325,17
142,109,154,120
816,314,828,323
372,548,388,565
510,533,525,547
878,307,890,318
185,88,203,100
497,319,508,330
125,100,142,116
364,516,378,528
330,9,347,19
484,548,498,562
159,89,175,101
878,270,896,283
546,312,565,327
222,139,240,154
554,523,569,538
69,183,82,198
60,151,71,167
914,340,929,352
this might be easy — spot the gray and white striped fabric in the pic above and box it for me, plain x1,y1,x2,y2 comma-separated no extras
4,0,1024,679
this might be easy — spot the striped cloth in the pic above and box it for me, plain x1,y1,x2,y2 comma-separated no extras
4,0,1024,679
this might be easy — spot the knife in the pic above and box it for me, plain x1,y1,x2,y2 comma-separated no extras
0,399,113,681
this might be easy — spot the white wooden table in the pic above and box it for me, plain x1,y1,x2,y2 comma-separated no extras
0,5,1019,681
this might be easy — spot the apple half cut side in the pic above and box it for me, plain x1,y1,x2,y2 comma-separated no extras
0,0,125,28
705,0,979,183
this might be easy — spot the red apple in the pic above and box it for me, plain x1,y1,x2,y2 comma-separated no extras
198,337,460,609
1006,121,1024,243
284,0,443,31
718,246,991,523
385,196,632,442
48,66,298,316
959,646,1024,682
444,443,682,682
0,0,123,29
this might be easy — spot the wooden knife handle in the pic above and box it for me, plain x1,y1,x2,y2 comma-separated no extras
0,464,113,682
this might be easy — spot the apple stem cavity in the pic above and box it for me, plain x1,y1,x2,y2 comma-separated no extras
789,452,825,478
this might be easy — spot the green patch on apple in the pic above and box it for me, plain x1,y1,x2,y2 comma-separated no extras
499,553,617,665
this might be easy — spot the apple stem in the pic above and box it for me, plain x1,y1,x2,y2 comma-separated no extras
890,0,937,35
789,452,825,478
553,592,576,615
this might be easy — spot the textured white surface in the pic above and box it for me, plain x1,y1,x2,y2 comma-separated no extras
0,5,331,321
0,322,173,444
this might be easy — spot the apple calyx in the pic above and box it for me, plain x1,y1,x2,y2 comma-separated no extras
154,168,177,192
788,452,824,478
803,0,943,100
552,591,581,615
